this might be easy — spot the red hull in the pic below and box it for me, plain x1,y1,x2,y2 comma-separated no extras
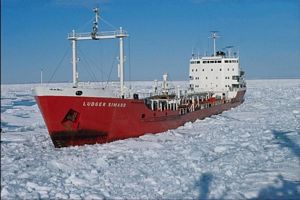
35,90,245,147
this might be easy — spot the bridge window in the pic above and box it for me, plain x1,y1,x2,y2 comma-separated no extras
232,76,240,80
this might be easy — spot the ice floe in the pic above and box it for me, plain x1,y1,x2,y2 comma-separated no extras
1,79,300,199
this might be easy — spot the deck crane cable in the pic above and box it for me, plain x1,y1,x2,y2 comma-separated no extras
99,16,117,30
76,17,94,33
77,46,99,83
81,47,105,84
77,44,107,87
104,40,120,89
47,45,70,84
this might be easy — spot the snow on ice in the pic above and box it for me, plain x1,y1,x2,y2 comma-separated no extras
1,79,300,199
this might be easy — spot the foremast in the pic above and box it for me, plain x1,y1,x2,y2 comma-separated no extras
68,8,128,98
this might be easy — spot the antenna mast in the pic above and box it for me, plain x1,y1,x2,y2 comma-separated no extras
210,31,220,57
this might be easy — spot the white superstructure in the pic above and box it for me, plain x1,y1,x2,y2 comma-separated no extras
189,32,246,98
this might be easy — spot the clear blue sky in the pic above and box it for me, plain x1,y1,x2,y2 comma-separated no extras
2,0,300,84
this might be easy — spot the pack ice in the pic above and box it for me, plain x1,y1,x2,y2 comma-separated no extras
1,79,300,199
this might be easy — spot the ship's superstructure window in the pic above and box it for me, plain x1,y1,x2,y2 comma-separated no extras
225,60,238,63
202,60,222,64
197,61,200,64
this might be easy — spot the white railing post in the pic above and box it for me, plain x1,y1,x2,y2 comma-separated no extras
71,30,78,88
119,27,124,98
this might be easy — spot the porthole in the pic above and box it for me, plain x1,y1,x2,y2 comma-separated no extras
76,91,83,96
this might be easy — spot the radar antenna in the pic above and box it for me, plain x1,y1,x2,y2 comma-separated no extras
225,45,234,58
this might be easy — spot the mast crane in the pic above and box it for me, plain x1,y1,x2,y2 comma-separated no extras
68,8,128,98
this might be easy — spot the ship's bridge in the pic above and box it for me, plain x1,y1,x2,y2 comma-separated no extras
189,33,245,98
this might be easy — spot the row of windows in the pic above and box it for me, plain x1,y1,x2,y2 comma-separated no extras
193,84,232,88
190,60,238,64
203,60,222,64
191,76,240,80
191,68,235,72
225,60,238,63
